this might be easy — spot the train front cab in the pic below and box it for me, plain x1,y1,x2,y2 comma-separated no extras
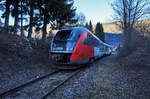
50,28,86,65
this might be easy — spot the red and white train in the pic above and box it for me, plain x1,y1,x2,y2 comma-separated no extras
50,27,112,69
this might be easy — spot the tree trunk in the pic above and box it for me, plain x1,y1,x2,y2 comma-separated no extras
4,0,10,30
28,1,33,39
42,0,49,40
14,1,19,35
42,14,47,40
21,0,24,37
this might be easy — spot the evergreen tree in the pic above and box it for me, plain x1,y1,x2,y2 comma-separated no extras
95,22,105,42
50,0,77,28
36,0,77,40
85,22,89,29
0,0,77,40
89,20,93,32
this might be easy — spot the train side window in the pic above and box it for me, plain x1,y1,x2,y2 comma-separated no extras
99,44,105,51
83,33,99,46
88,34,100,46
87,34,94,46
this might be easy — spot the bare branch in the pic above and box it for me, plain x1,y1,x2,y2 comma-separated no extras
112,0,150,31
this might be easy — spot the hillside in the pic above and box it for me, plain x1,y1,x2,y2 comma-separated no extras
100,19,150,34
102,22,122,34
93,21,122,34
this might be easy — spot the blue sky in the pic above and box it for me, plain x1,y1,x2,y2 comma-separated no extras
74,0,114,24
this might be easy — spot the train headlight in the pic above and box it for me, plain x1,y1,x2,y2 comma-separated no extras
66,42,75,51
53,47,56,50
66,47,74,51
66,47,69,50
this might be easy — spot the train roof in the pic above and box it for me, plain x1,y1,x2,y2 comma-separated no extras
60,27,88,32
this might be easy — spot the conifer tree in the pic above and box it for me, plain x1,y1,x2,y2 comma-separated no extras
89,20,93,32
36,0,77,40
0,0,77,40
85,22,89,29
95,22,105,42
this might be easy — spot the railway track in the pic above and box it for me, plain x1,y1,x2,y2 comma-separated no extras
0,54,111,99
0,66,86,99
0,70,60,98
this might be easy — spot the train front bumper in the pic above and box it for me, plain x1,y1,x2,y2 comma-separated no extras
51,59,89,69
52,59,89,65
49,53,89,69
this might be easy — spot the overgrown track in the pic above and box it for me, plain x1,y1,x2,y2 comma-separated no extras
0,70,60,98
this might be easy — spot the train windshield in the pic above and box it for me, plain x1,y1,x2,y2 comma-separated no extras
52,29,82,52
54,30,73,41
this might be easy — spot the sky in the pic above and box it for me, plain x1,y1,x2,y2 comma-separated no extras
0,0,114,25
74,0,114,24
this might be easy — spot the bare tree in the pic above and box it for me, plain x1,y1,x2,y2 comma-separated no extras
112,0,150,32
112,0,150,57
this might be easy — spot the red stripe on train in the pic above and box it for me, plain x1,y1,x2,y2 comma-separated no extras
70,31,94,61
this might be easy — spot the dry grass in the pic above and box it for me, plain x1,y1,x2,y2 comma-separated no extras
92,21,122,34
102,22,122,33
97,19,150,34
